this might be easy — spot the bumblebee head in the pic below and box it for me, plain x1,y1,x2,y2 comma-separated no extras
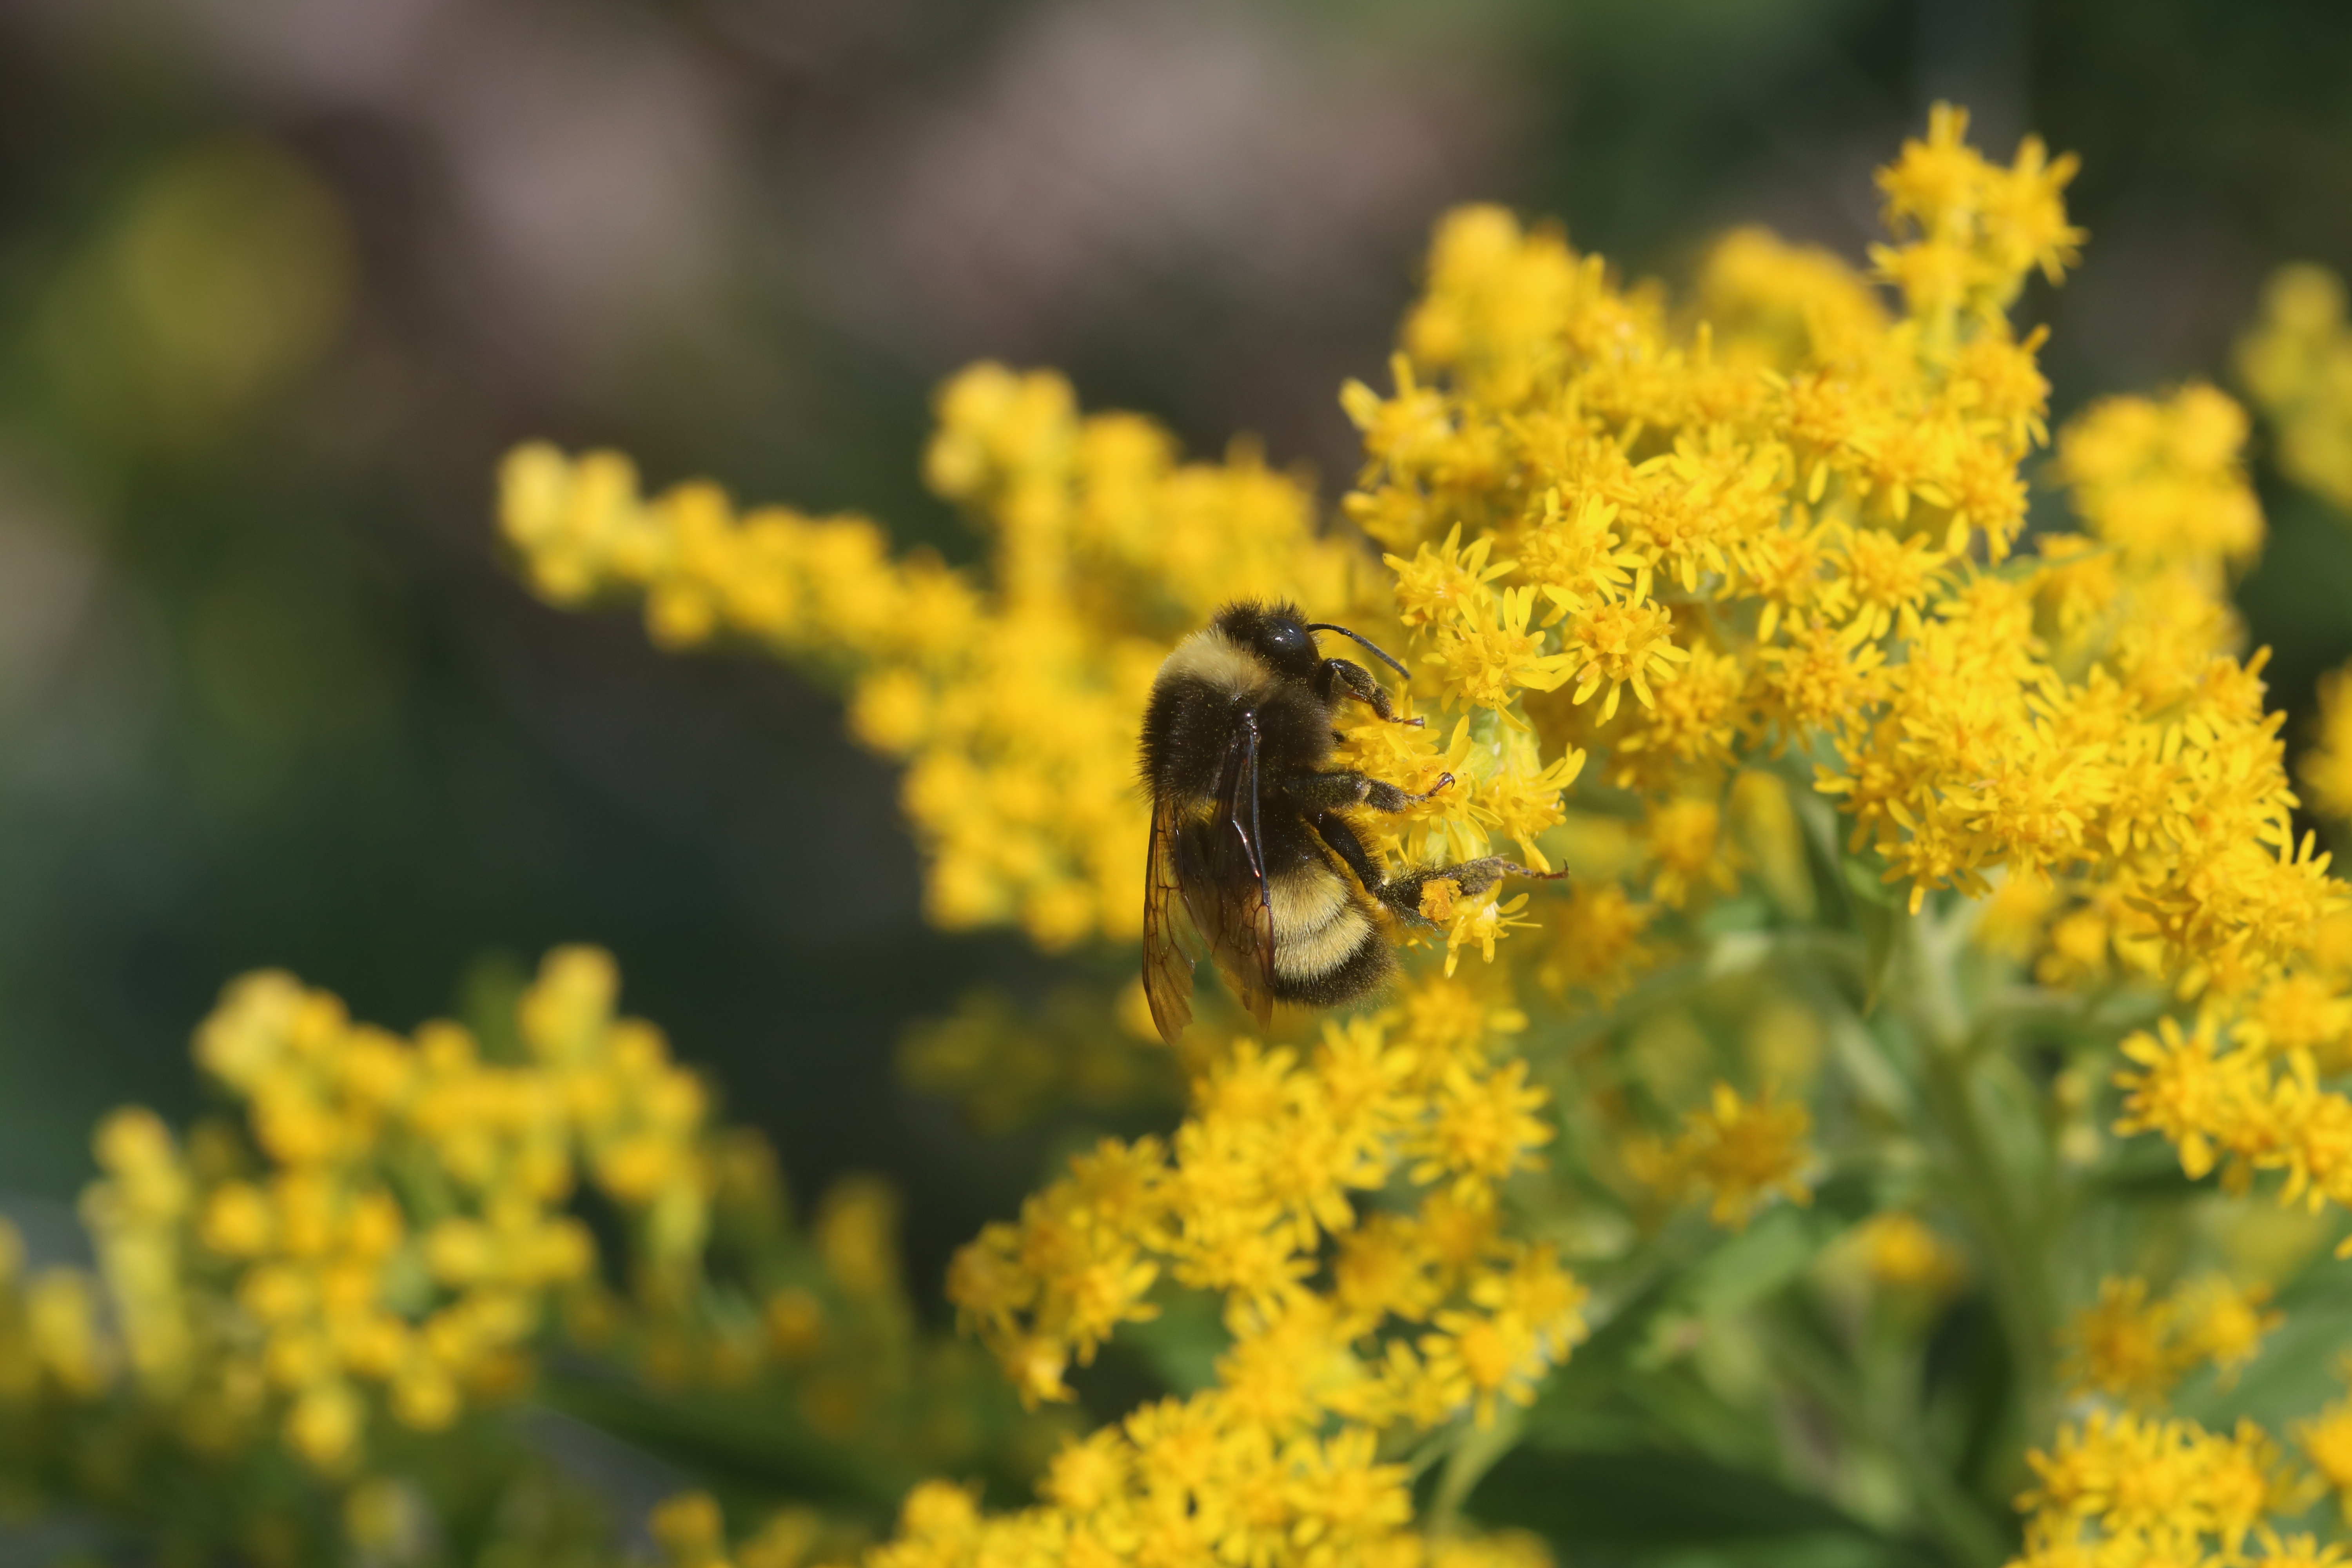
1211,600,1414,686
1212,599,1324,681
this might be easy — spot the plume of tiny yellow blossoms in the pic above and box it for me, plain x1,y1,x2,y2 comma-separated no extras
47,950,692,1472
2011,1410,2317,1568
2017,1272,2350,1568
0,949,1049,1564
1996,257,2352,1568
2239,263,2352,518
2235,261,2352,838
1622,1082,1819,1229
1341,105,2352,1276
1842,1210,1967,1294
2234,258,2352,864
2058,1273,2284,1401
1334,100,2326,997
501,369,1393,954
925,988,1583,1564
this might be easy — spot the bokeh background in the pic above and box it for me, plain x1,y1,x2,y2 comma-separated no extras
4,0,2352,1294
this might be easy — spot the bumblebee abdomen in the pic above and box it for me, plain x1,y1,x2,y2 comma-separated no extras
1266,860,1390,1006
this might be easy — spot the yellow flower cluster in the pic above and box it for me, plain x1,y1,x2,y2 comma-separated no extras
2304,662,2352,825
1624,1082,1819,1229
1842,1211,1967,1293
2238,263,2352,514
2298,1379,2352,1523
2013,1409,2324,1568
1307,102,2352,1323
2057,1272,2283,1400
1329,99,2328,1023
0,1215,113,1401
863,1469,1553,1568
500,367,1382,951
2,947,1044,1540
650,1489,837,1568
2109,949,2352,1233
911,973,1579,1566
101,947,719,1468
2238,261,2352,845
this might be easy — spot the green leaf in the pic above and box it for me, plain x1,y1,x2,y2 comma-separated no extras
1697,894,1773,938
1118,1285,1228,1394
1841,856,1902,909
1850,887,1902,1015
1465,1444,1930,1564
538,1371,906,1511
1682,1205,1828,1321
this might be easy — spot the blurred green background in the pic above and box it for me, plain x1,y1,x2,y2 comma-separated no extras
4,0,2352,1290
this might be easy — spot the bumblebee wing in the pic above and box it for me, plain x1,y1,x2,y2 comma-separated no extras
1194,720,1276,1031
1142,789,1199,1046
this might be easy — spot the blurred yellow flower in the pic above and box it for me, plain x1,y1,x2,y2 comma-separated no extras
2239,262,2352,513
1846,1212,1965,1293
1640,1082,1818,1230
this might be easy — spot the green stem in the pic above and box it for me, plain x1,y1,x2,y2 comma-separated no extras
1762,1316,2009,1568
1907,909,2057,1468
1425,1407,1525,1537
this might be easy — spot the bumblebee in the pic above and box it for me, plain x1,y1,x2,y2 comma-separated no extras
1139,599,1550,1045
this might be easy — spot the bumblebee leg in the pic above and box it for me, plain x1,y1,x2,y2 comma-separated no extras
1310,811,1385,891
1371,856,1567,924
1319,659,1425,726
1281,769,1454,814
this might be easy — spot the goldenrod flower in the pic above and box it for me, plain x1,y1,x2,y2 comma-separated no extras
2239,263,2352,514
1429,584,1575,714
2057,1269,2286,1419
2017,1410,2288,1567
2114,1014,2248,1181
1642,1082,1819,1229
1639,794,1743,910
1417,1305,1547,1430
2173,1274,2284,1385
2058,385,2264,577
1845,1212,1965,1294
1409,1058,1554,1200
2298,1395,2352,1521
1423,882,1541,977
1834,527,1945,645
1517,489,1643,616
2303,662,2352,823
1384,521,1514,629
1554,594,1690,721
1536,880,1657,1004
1610,642,1749,793
1477,743,1588,869
2060,1276,2180,1402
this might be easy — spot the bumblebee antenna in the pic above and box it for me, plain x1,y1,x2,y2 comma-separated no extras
1306,623,1410,681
